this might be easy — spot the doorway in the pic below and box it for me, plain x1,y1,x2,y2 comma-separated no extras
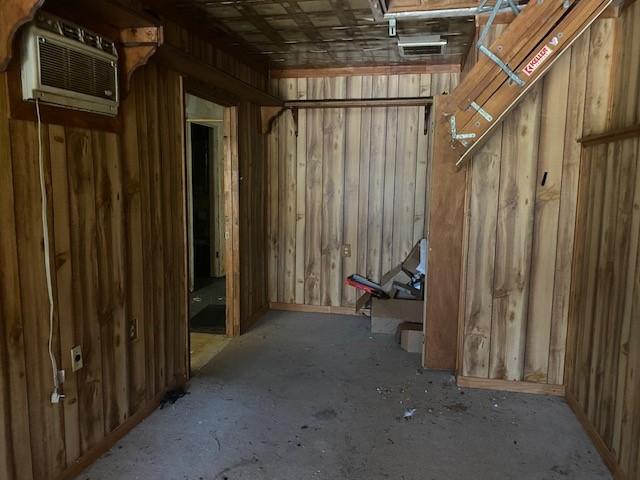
185,93,230,373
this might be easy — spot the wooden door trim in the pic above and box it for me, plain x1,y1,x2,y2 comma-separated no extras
223,106,241,337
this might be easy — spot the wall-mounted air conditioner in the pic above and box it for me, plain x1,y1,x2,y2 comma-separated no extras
21,12,119,116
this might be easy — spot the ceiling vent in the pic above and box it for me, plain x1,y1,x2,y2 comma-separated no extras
398,35,447,57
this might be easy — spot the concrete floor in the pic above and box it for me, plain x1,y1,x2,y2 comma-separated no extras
190,333,230,374
82,311,611,480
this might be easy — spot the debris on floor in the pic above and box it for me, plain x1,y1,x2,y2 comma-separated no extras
444,403,469,413
403,408,417,420
160,387,190,409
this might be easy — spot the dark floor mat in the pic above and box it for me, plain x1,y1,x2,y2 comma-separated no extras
190,304,226,334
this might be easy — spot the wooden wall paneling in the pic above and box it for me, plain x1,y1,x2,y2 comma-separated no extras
610,1,640,129
11,119,66,478
621,190,640,477
341,76,363,306
0,303,11,480
321,77,346,306
549,32,590,386
158,69,175,386
133,68,156,399
267,73,441,310
600,138,638,445
392,75,420,267
240,102,254,325
223,106,241,335
295,79,308,305
567,138,640,479
612,138,640,465
585,142,621,424
575,145,607,405
232,105,242,334
145,63,167,392
173,74,188,377
366,76,388,282
413,78,429,244
237,100,267,330
49,124,81,465
355,76,373,284
461,128,503,378
268,79,280,304
420,73,435,240
212,126,226,278
424,94,467,369
277,79,288,303
283,79,297,304
93,131,128,433
304,77,324,305
381,75,398,278
582,19,616,136
622,270,640,479
120,80,147,413
489,84,542,381
65,127,105,453
168,68,184,383
523,53,570,384
0,75,33,480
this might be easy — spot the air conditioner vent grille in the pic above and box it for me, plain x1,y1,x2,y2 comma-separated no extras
401,45,444,56
39,40,117,101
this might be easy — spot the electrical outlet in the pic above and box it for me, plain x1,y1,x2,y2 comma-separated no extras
129,318,138,341
71,345,83,372
342,244,352,258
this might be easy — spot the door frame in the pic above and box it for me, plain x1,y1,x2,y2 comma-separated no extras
222,106,240,337
183,86,241,354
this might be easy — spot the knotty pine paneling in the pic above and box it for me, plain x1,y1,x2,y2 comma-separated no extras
564,3,640,479
0,63,187,480
568,138,640,480
0,55,269,478
459,15,619,387
267,72,458,308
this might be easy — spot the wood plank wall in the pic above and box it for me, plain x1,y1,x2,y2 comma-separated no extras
459,14,619,387
164,19,268,91
267,72,458,307
238,101,269,330
568,138,640,479
0,25,269,479
564,3,640,478
0,63,187,480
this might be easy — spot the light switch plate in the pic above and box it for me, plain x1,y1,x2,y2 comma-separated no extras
71,345,83,372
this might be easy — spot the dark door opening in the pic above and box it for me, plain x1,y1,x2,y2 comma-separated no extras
186,94,229,374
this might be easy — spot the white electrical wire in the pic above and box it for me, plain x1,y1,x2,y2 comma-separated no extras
35,98,60,401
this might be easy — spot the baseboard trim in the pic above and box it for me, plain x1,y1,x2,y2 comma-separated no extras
565,391,627,480
54,382,184,480
457,376,566,396
269,302,358,316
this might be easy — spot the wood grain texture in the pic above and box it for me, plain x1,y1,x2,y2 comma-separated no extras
0,40,269,477
267,73,449,307
566,139,640,480
563,16,640,476
459,14,623,388
425,94,467,370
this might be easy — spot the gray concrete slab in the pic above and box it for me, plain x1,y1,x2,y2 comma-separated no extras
82,311,611,480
